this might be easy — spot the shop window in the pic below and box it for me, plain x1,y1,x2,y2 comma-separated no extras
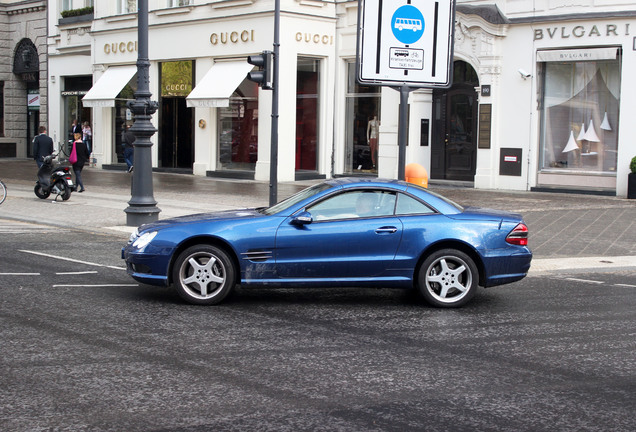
345,61,381,174
218,79,259,171
539,51,620,174
115,82,137,164
296,58,320,171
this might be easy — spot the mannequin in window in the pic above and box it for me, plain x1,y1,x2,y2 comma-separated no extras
367,114,380,168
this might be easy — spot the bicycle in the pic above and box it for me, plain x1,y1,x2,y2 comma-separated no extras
0,179,6,205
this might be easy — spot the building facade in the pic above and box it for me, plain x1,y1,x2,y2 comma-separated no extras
1,0,48,160
44,0,636,197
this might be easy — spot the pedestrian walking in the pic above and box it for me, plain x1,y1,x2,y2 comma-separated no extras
82,121,92,154
121,125,135,173
71,132,90,193
70,119,81,140
32,126,54,169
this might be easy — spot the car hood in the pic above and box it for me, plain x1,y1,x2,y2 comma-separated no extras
138,208,264,231
448,206,523,222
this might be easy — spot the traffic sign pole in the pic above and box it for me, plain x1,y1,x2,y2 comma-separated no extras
397,85,410,181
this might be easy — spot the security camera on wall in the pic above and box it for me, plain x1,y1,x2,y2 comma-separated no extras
518,68,531,79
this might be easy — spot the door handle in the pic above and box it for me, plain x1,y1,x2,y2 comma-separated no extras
375,226,398,234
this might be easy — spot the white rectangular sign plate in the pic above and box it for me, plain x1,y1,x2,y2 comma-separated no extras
357,0,455,88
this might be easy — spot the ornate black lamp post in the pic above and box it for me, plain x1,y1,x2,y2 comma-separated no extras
125,0,160,226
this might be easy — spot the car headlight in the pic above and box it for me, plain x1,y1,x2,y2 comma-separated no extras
132,231,157,250
128,228,139,245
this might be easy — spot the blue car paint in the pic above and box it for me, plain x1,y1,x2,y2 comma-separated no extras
122,178,532,293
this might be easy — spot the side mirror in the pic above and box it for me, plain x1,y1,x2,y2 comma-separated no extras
292,211,313,225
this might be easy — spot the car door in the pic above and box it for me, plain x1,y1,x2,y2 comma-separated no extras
274,189,403,280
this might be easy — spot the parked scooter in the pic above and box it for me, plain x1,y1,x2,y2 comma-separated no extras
34,152,74,201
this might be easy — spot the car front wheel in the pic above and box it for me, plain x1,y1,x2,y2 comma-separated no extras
418,249,478,308
172,245,236,305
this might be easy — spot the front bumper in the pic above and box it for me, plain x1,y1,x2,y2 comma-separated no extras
121,246,170,287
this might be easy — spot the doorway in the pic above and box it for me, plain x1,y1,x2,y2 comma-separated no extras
431,61,479,181
159,97,193,169
159,60,194,170
27,88,39,158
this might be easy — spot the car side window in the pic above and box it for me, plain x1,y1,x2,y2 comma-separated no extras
396,193,435,215
308,190,396,221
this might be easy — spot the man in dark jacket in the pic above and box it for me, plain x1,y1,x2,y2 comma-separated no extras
33,126,54,168
121,125,135,172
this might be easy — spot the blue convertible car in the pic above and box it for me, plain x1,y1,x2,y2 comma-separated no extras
122,178,531,307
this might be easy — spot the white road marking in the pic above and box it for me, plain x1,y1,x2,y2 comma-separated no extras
52,284,138,288
56,271,99,275
19,250,125,270
0,272,40,276
614,283,636,288
564,278,604,284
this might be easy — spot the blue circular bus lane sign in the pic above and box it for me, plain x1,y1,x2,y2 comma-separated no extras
391,5,425,45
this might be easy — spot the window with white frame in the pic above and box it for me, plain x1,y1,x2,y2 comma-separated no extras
62,0,93,10
118,0,137,14
169,0,192,6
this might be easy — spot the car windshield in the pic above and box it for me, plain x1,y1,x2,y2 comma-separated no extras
260,182,333,215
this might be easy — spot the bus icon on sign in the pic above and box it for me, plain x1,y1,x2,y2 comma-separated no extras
395,18,422,32
391,5,425,45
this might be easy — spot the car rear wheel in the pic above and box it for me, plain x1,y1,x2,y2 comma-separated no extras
172,245,236,305
418,249,478,308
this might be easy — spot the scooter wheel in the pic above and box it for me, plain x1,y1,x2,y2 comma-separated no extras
34,183,50,199
56,180,71,201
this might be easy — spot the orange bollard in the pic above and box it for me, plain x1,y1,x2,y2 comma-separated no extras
405,163,428,188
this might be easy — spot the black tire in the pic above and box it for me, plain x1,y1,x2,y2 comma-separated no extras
417,248,478,308
34,182,50,199
56,180,71,201
172,245,236,305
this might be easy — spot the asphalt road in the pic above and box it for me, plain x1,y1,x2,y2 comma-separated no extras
1,222,635,431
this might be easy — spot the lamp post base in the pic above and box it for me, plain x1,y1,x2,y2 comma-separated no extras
125,206,160,227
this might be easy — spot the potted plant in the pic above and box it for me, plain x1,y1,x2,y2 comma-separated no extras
628,156,636,199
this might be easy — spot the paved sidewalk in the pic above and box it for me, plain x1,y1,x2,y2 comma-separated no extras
1,159,635,272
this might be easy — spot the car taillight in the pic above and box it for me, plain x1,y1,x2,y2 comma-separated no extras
506,223,528,246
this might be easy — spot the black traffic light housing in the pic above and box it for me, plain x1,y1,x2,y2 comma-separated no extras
246,51,273,90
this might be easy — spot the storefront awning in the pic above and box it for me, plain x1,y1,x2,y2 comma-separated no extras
186,61,254,108
537,47,619,62
82,66,137,108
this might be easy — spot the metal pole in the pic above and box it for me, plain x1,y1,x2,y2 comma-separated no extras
269,0,280,207
397,85,410,181
125,0,160,226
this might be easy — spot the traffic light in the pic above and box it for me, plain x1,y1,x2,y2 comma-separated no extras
246,50,273,90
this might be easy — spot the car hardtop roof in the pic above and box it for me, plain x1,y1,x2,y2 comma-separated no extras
327,177,410,188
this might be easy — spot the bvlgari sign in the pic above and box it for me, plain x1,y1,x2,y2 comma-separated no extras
534,23,631,41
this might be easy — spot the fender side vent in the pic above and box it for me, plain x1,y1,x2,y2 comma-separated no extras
241,250,273,262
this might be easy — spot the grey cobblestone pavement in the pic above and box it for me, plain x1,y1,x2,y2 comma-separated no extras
1,159,635,273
